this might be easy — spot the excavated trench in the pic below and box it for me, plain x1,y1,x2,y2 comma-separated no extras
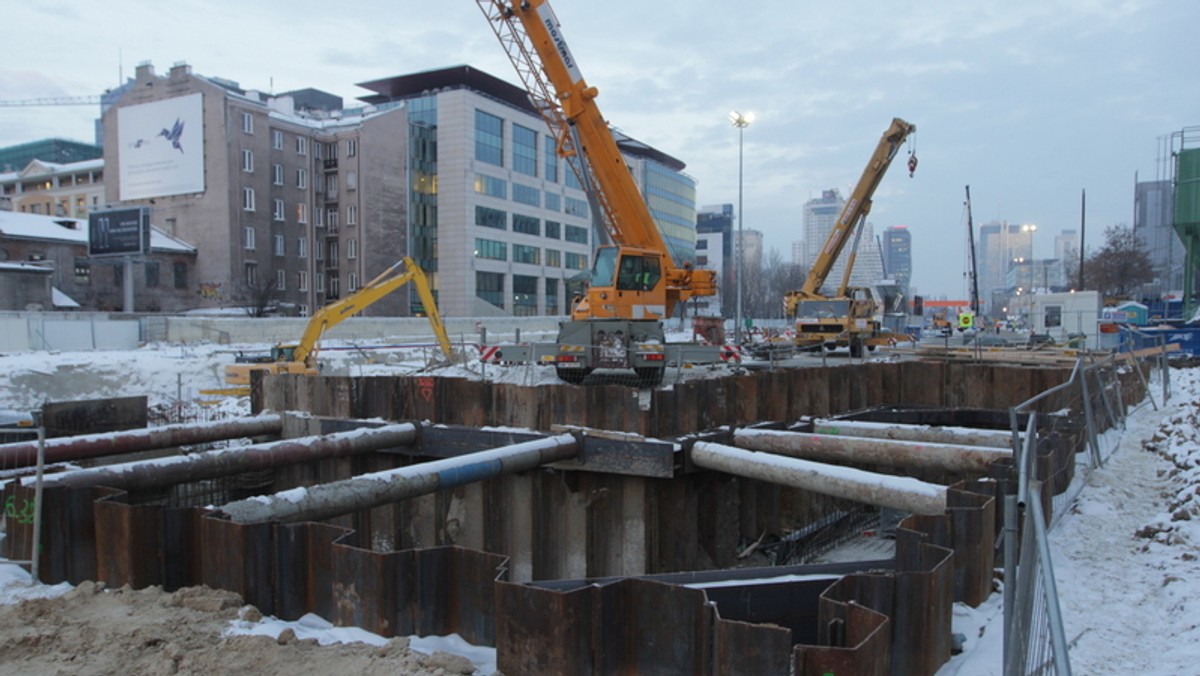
2,359,1137,675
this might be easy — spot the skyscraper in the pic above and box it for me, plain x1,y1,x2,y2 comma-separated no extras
882,226,912,298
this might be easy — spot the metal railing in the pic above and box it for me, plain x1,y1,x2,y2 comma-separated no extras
1002,333,1172,675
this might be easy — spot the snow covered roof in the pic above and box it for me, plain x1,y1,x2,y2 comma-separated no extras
0,210,196,254
52,287,80,308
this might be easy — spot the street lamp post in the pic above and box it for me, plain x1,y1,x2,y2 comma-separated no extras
729,110,753,345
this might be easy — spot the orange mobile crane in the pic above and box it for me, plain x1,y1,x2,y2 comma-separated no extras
785,118,917,357
478,0,718,385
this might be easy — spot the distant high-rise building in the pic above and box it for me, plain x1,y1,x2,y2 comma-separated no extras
1134,179,1181,298
791,240,804,267
977,220,1036,308
882,226,912,298
803,189,843,269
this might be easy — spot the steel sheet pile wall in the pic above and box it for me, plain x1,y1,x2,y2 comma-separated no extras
260,362,1074,437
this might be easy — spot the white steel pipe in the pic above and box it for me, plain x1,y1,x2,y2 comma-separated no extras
691,441,947,515
734,428,1010,474
220,432,580,524
811,418,1016,449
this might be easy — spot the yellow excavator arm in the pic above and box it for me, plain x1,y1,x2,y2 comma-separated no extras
224,257,453,386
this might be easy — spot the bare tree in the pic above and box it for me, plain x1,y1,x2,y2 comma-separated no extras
234,273,281,318
1080,225,1155,301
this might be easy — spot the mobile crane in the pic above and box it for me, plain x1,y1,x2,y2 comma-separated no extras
224,257,454,386
784,117,916,357
478,0,718,386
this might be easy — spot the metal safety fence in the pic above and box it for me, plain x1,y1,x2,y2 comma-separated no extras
1002,333,1173,676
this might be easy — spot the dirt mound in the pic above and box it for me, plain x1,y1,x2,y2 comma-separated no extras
0,581,476,675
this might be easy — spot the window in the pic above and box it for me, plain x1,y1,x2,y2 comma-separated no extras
297,168,307,189
476,271,505,309
74,257,90,285
296,136,308,155
243,187,256,211
274,234,285,256
513,244,540,265
475,205,506,230
329,274,339,298
327,208,339,231
244,227,256,250
346,170,357,191
298,271,308,291
513,214,540,236
276,269,286,291
315,241,323,261
273,164,284,186
317,272,325,292
296,203,308,224
565,196,589,218
315,207,324,228
545,278,559,315
242,112,253,134
565,165,582,190
474,238,507,261
513,275,538,316
565,225,589,244
241,149,254,173
272,129,283,150
348,272,359,292
513,124,537,176
545,221,561,239
298,237,308,258
299,304,309,317
545,249,561,267
329,241,339,262
696,239,708,250
1045,305,1062,328
473,173,507,199
544,193,561,212
273,199,285,222
173,262,188,290
544,135,558,183
346,139,357,157
346,205,357,226
347,238,357,260
474,110,503,166
565,252,588,270
513,183,540,207
244,263,257,287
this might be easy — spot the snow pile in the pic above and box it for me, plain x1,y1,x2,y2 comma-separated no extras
1137,387,1200,549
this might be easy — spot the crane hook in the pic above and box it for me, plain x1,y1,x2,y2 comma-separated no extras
908,152,918,177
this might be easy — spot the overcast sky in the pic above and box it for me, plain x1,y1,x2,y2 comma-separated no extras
3,0,1196,298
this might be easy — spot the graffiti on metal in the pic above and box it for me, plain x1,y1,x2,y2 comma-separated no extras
4,495,35,525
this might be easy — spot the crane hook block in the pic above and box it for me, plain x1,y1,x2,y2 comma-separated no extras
907,153,918,177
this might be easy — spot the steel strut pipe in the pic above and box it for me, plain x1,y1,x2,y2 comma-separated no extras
733,428,1010,474
27,423,421,491
691,441,948,516
811,418,1018,450
219,432,580,525
0,415,284,468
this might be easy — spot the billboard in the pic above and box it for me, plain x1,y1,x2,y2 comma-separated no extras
88,207,151,257
118,93,205,201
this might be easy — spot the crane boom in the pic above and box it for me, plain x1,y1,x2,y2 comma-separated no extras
792,117,916,303
478,0,716,325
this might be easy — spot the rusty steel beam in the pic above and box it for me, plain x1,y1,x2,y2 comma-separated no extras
735,428,1010,474
219,432,581,524
0,415,284,468
813,418,1016,449
33,424,420,491
691,441,948,515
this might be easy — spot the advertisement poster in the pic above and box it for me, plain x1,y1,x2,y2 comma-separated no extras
118,93,205,200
